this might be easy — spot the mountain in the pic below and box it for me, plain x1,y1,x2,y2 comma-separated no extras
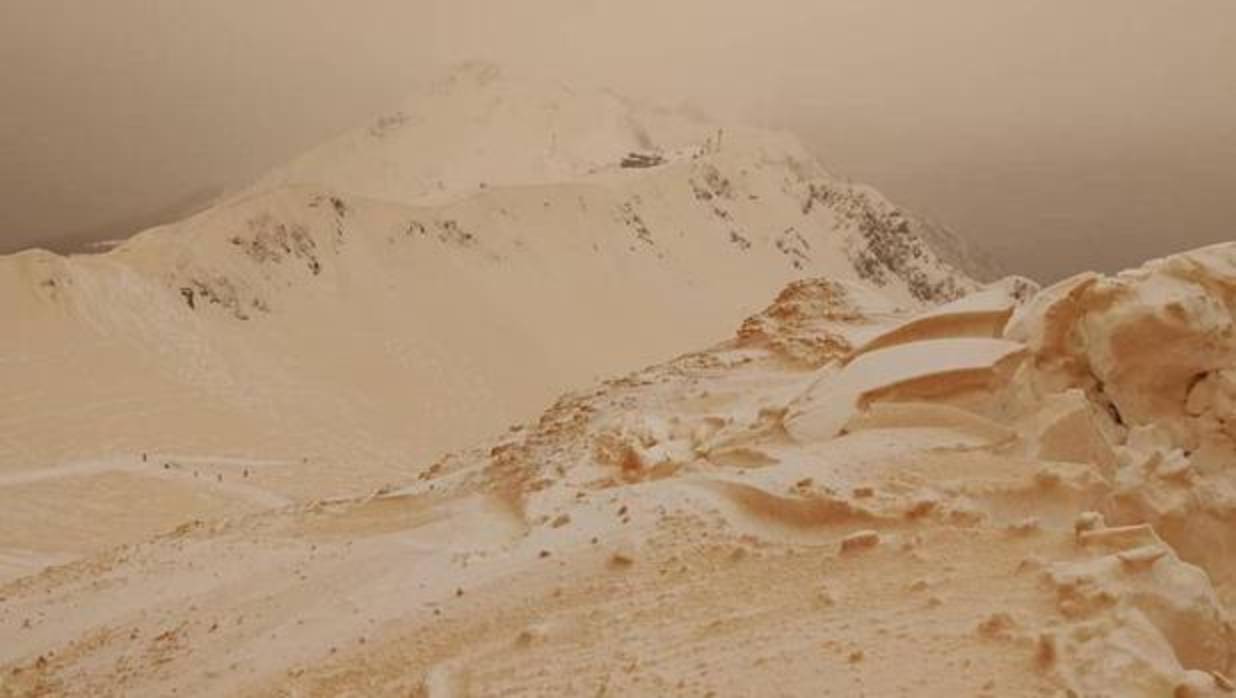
246,62,1002,281
5,65,1232,696
0,66,995,578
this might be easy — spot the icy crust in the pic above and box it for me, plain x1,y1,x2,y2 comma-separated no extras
1008,244,1236,443
1006,245,1236,591
1005,244,1236,694
765,246,1236,694
1041,538,1233,697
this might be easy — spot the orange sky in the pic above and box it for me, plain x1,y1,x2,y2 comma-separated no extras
1,0,1233,280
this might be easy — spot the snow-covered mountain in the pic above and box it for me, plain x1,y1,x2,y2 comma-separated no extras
10,64,1233,698
0,66,990,481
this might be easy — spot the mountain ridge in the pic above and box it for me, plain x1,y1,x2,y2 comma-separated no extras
0,65,995,589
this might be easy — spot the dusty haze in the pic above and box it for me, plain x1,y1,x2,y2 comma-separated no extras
2,0,1233,281
7,5,1236,693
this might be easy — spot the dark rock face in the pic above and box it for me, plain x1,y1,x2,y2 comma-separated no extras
230,214,321,276
620,152,666,169
802,181,970,304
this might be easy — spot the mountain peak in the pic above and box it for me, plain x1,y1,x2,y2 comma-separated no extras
244,66,791,208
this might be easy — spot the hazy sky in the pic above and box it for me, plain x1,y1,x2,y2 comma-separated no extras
2,1,1233,281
